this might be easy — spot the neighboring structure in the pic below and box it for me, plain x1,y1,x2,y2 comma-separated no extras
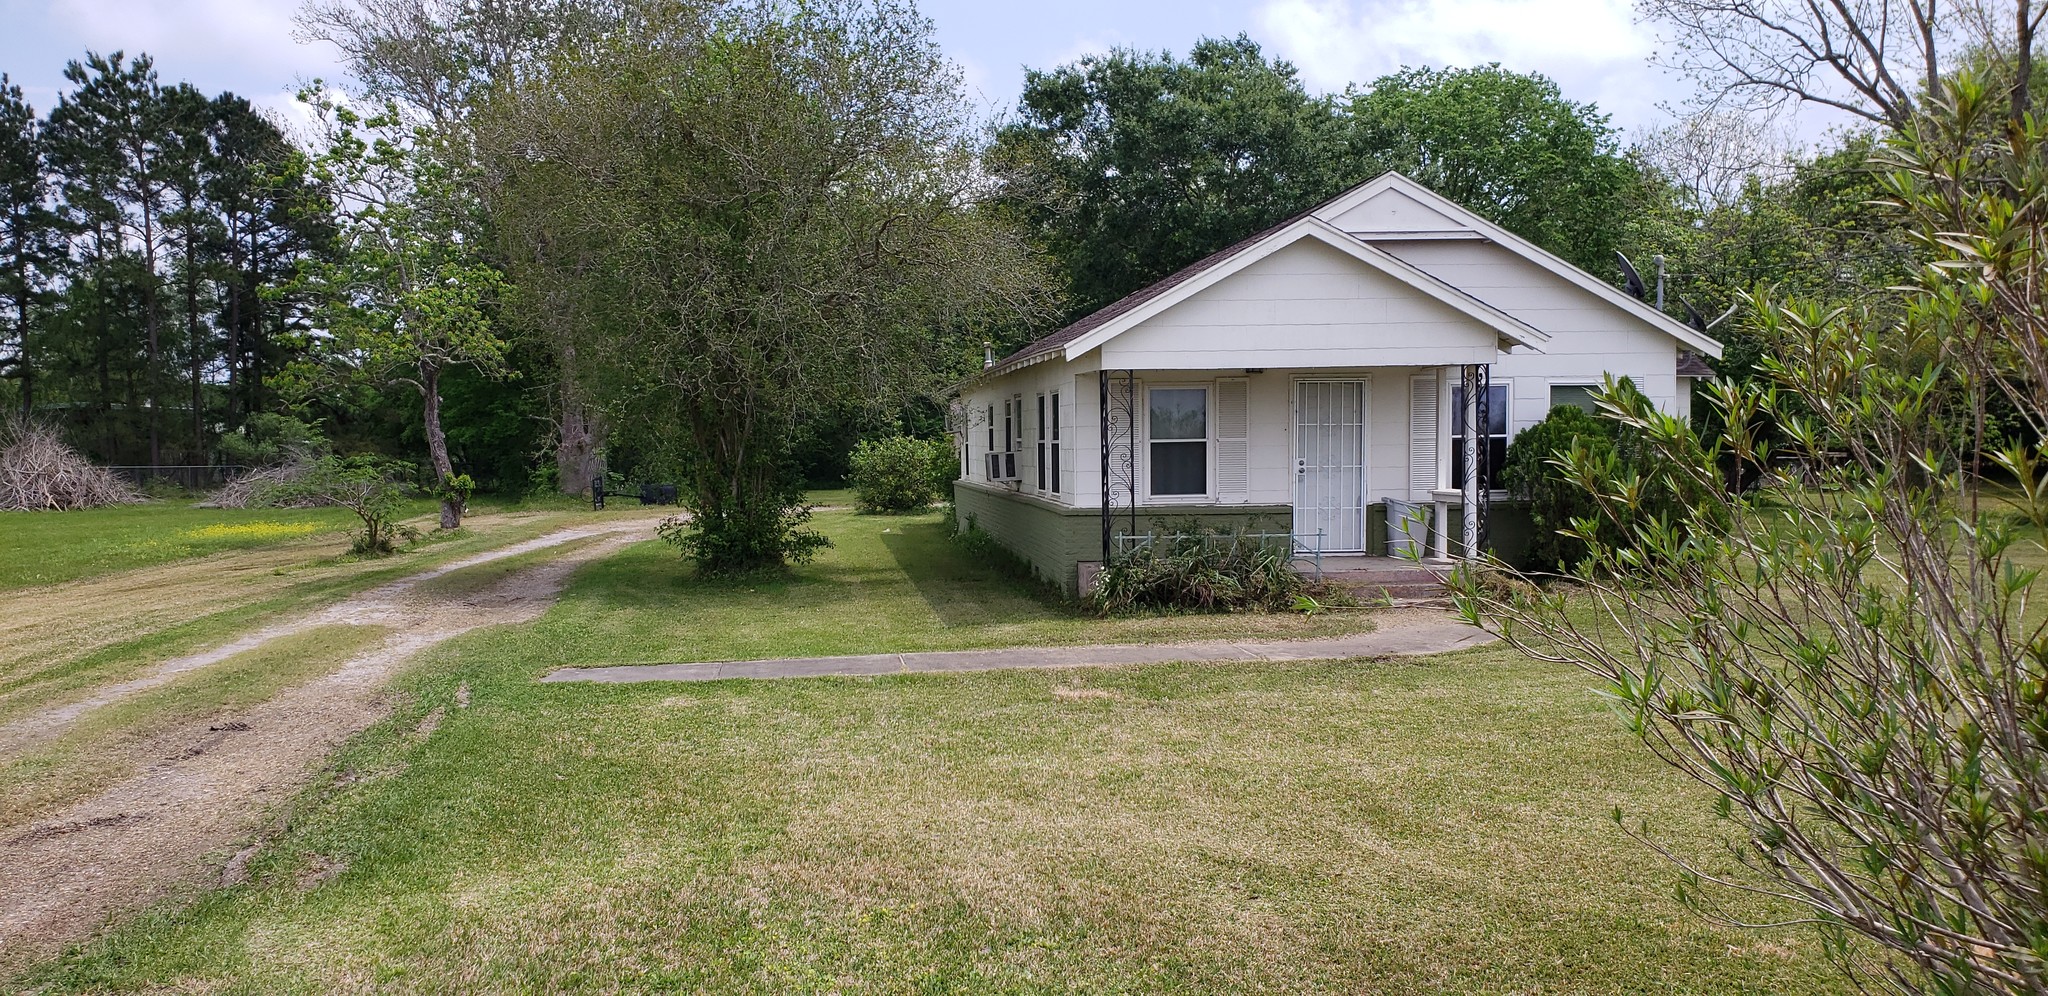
953,172,1722,596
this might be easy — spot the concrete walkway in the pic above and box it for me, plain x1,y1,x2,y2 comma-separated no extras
540,616,1496,684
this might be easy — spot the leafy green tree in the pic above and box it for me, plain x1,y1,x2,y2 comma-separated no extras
204,93,332,427
45,52,174,465
0,76,58,416
993,35,1345,318
1451,72,2048,993
301,0,630,497
1344,64,1640,276
284,90,510,531
480,0,1050,574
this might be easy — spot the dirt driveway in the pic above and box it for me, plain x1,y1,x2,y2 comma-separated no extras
0,519,653,974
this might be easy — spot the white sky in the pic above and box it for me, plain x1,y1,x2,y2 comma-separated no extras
0,0,1854,144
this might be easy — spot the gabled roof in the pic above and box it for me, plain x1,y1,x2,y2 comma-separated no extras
982,201,1323,378
1319,173,1727,358
978,171,1723,384
984,207,1548,378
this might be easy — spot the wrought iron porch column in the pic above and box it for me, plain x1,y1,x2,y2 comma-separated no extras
1099,370,1111,563
1459,364,1483,560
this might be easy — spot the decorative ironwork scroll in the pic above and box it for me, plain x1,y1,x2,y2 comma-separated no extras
1099,370,1138,563
1458,363,1492,555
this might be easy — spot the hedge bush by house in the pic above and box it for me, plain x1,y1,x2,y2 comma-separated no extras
848,435,956,513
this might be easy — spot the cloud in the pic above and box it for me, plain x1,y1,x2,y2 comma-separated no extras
1253,0,1677,132
40,0,342,92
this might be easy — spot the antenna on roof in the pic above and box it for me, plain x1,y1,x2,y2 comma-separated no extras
1615,252,1647,301
1677,294,1740,333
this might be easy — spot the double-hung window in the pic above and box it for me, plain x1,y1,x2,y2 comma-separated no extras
1549,384,1601,415
1149,386,1208,497
1049,392,1061,495
1450,383,1509,492
1035,394,1048,492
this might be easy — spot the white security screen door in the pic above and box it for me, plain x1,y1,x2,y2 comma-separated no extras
1295,380,1368,551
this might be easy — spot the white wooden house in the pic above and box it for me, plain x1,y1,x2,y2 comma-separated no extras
953,172,1722,595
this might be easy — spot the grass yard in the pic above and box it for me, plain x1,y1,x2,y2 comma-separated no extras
0,506,656,732
537,509,1379,665
22,638,1849,994
0,502,373,589
6,505,1854,992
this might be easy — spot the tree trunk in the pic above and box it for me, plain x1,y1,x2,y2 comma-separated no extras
13,277,28,417
557,389,604,496
186,246,201,460
422,364,461,530
142,203,161,469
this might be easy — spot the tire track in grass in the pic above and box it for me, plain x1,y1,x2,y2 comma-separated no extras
0,522,652,974
0,521,645,757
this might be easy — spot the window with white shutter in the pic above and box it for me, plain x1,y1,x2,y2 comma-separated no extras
1410,374,1439,498
1214,378,1249,501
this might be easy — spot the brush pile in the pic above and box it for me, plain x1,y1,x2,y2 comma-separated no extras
202,460,320,509
0,417,145,511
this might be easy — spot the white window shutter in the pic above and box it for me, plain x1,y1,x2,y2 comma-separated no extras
1215,378,1250,501
1410,374,1439,498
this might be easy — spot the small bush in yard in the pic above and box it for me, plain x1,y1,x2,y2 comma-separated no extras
848,435,955,513
258,456,418,555
1090,528,1339,614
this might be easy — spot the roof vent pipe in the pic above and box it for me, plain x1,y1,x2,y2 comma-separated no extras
983,341,995,369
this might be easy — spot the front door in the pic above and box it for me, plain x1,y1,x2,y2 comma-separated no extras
1294,380,1368,552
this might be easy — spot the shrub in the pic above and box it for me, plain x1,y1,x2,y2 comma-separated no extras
1500,403,1617,571
258,455,418,555
218,413,326,467
1501,383,1703,573
657,501,830,577
848,435,955,513
1089,526,1324,614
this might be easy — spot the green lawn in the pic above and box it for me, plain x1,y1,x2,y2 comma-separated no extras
24,642,1848,994
0,503,377,589
8,507,1854,992
537,509,1378,665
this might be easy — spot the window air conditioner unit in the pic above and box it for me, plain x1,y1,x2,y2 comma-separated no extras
984,451,1019,482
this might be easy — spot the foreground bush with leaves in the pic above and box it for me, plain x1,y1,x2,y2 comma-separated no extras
1452,76,2048,994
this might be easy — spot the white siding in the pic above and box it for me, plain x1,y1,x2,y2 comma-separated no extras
1099,239,1501,371
1376,238,1684,432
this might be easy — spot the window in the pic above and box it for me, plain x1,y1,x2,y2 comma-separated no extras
1035,394,1048,492
1050,392,1061,495
986,404,995,453
1549,384,1601,415
1451,383,1509,492
1003,398,1014,454
1149,386,1208,496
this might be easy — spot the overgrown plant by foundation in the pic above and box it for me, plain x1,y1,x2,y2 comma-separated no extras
1089,528,1328,615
